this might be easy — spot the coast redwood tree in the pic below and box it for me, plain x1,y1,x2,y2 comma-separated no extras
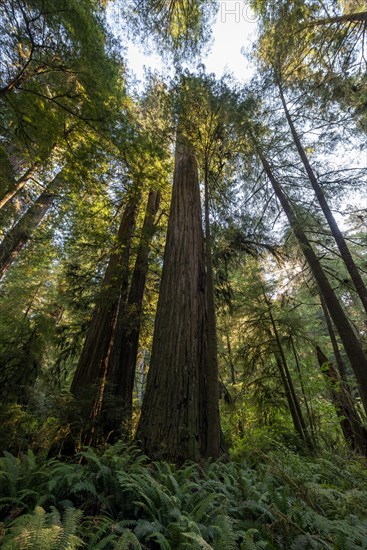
70,192,139,437
104,189,161,439
136,131,223,463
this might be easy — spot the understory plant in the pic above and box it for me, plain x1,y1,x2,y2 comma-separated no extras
0,443,366,549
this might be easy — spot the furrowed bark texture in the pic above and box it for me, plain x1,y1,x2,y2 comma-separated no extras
105,190,161,437
136,134,223,463
70,196,138,400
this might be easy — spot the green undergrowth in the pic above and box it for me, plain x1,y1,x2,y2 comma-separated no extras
0,443,366,549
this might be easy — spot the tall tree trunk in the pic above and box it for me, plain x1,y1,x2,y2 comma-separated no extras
316,346,367,455
253,141,367,414
136,133,223,463
0,171,63,278
225,327,236,385
203,164,223,456
104,189,161,439
0,165,39,211
319,294,367,433
279,84,367,316
290,335,318,444
262,288,312,447
70,193,139,438
0,137,65,211
273,354,307,441
319,293,348,382
308,11,367,26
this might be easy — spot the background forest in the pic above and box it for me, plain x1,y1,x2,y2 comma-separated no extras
0,0,367,548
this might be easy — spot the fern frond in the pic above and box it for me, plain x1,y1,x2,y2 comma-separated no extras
183,531,213,549
113,529,142,549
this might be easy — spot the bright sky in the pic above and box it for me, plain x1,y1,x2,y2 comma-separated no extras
121,1,258,85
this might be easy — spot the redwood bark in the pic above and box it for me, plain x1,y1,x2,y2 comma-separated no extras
105,190,161,438
254,142,367,414
136,133,223,463
70,195,139,414
0,171,63,278
279,85,367,316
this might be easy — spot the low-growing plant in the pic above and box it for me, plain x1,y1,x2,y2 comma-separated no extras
0,444,366,549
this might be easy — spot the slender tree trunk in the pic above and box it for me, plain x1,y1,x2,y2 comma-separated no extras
307,11,367,27
319,294,348,382
273,354,306,441
254,142,367,414
70,194,139,426
0,171,63,278
104,190,161,439
136,132,223,463
0,65,48,98
279,84,367,316
262,289,312,447
0,165,40,211
225,328,236,385
203,164,223,456
316,346,367,455
0,136,65,211
320,293,367,426
290,335,318,445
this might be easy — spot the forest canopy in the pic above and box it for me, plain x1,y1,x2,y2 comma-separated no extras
0,0,367,548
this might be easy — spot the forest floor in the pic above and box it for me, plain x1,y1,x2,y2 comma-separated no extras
1,440,367,549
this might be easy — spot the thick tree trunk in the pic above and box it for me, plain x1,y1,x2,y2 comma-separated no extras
136,133,223,463
255,144,367,415
316,346,367,455
279,85,367,316
70,194,139,427
0,171,63,278
104,190,161,439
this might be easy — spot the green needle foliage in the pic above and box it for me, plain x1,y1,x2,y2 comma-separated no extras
1,1,367,549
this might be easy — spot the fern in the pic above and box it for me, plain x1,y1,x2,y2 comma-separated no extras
212,515,237,550
182,531,213,549
57,507,83,550
1,506,83,549
1,445,367,549
240,528,267,550
113,529,142,549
